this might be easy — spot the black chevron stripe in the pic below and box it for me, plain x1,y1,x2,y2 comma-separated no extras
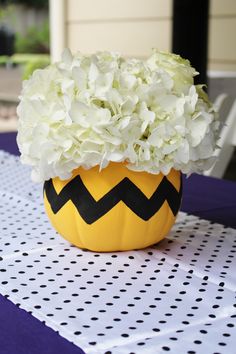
44,175,182,224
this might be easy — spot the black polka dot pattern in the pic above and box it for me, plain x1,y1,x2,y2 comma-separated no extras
0,151,236,353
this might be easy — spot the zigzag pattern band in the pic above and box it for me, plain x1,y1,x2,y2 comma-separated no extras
44,175,182,224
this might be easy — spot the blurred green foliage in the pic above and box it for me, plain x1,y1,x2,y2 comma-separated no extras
13,53,50,79
0,0,48,8
0,0,49,77
0,3,14,21
15,21,49,54
0,53,50,79
22,56,50,79
0,55,8,64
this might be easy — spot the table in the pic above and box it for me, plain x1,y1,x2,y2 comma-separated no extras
0,132,236,354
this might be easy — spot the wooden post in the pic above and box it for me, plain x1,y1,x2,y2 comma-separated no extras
49,0,66,63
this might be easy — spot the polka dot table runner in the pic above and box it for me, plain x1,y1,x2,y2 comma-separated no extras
0,150,236,354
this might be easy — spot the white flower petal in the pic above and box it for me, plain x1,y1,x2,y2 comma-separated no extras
17,49,219,182
61,48,73,66
72,67,87,91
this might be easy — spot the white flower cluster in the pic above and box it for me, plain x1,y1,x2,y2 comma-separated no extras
17,49,219,182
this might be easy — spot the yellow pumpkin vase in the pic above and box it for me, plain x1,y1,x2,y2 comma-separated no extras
44,163,182,252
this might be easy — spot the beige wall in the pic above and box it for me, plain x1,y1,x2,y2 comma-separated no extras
209,0,236,72
50,0,236,72
66,0,172,58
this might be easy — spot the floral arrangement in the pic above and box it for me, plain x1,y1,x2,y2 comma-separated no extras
17,49,219,182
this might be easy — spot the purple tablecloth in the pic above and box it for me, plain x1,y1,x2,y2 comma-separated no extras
1,132,236,354
0,132,20,156
0,295,85,354
181,173,236,228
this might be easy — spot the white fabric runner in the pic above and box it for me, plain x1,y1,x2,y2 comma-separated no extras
0,150,236,354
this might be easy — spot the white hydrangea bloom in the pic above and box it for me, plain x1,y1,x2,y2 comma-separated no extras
17,49,219,182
